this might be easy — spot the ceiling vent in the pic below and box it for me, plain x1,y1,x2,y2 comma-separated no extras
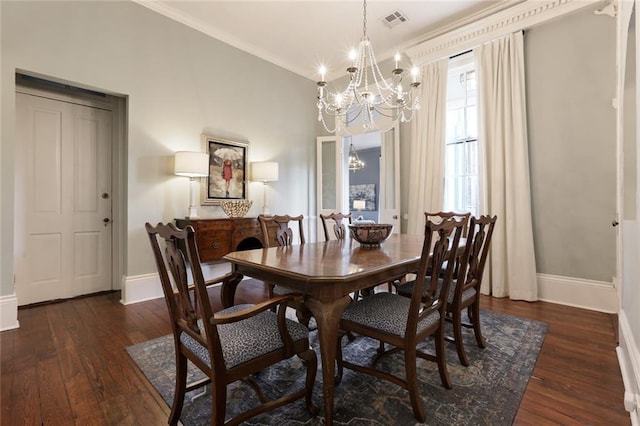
380,10,408,29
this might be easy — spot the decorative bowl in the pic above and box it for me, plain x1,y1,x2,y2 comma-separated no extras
220,200,253,218
348,223,393,247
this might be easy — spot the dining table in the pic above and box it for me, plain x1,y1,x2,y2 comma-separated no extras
222,233,430,425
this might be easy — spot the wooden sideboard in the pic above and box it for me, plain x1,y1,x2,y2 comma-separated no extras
175,217,265,263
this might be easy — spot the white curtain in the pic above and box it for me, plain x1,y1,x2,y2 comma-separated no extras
407,58,448,235
475,31,537,301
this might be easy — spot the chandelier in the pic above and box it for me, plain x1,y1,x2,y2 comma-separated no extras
316,0,421,134
348,144,365,171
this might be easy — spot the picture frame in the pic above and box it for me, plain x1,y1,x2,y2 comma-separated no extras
349,183,376,211
201,134,249,205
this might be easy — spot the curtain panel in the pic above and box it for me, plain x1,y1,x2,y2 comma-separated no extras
475,31,538,301
407,58,448,235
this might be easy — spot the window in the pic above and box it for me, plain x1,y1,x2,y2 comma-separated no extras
444,53,479,216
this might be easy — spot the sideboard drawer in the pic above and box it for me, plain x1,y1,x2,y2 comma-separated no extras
197,228,232,262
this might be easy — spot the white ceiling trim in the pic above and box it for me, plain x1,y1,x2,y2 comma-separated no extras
132,0,309,78
401,0,525,50
406,0,606,66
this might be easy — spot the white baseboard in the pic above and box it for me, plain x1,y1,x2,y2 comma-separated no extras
0,293,20,331
120,273,164,305
120,262,232,305
617,309,640,424
537,273,618,313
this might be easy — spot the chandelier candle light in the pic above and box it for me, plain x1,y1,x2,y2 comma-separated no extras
316,0,421,133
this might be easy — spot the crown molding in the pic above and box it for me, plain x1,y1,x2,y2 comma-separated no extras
406,0,604,65
401,0,526,51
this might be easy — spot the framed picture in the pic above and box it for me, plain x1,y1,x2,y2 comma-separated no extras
201,135,249,205
349,183,376,211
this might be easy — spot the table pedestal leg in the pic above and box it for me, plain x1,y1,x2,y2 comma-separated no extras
305,295,351,426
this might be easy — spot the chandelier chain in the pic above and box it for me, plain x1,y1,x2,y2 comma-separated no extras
362,0,367,39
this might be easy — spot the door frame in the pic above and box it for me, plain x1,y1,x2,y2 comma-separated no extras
316,118,401,238
15,74,126,295
338,118,401,233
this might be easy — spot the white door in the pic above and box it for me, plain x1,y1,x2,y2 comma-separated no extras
379,126,401,233
15,92,113,305
316,135,347,240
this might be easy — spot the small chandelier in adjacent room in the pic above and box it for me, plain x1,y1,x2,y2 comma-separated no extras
348,144,365,171
316,0,421,134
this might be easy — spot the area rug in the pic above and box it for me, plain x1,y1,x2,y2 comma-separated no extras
126,310,547,425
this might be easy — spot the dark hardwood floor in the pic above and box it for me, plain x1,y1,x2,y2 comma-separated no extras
1,280,629,425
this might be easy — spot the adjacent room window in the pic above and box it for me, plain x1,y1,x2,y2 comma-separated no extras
444,53,479,216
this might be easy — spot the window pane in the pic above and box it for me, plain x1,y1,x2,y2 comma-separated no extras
321,140,337,209
444,60,478,215
466,105,478,139
446,108,466,142
447,73,466,102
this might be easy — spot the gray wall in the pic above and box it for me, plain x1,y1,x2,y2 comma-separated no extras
525,7,616,282
1,1,317,296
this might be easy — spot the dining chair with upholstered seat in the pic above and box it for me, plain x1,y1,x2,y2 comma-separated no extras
259,214,305,248
145,222,317,425
319,212,352,241
258,214,312,327
420,211,471,279
396,214,497,366
425,211,471,234
335,217,465,422
446,214,496,365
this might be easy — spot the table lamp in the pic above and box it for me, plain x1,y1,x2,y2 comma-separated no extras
251,162,279,215
174,151,209,218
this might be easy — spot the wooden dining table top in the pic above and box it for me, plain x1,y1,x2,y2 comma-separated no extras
223,233,427,301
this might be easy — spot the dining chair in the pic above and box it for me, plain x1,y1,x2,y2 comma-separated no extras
145,222,317,425
319,212,352,241
259,214,306,248
425,211,471,235
423,211,470,278
396,214,497,366
335,217,465,423
258,214,312,327
445,214,497,365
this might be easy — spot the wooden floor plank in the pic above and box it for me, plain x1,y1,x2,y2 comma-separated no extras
0,283,629,425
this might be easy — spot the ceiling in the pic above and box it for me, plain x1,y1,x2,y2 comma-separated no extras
136,0,513,81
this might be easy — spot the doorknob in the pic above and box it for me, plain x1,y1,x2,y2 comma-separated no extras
393,215,398,219
103,218,111,226
612,220,619,227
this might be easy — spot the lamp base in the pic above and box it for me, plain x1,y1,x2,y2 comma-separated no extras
187,205,199,219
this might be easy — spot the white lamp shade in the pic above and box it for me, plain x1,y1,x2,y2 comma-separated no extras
174,151,209,177
251,162,279,182
353,200,366,210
